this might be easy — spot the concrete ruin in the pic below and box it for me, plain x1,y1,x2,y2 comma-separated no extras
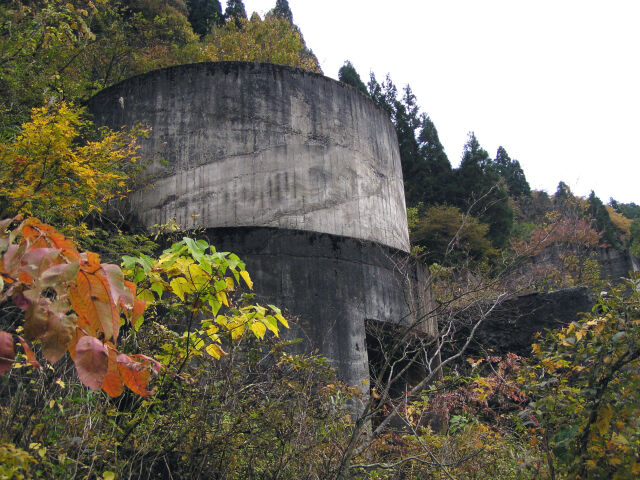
87,62,435,386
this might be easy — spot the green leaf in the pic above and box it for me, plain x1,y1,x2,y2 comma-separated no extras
150,281,164,299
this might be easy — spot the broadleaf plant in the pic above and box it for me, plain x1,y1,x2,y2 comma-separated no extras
0,216,154,395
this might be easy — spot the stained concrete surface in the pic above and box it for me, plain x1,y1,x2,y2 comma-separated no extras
203,227,434,386
88,62,409,252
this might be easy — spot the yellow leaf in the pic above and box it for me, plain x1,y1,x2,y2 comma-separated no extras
205,343,226,359
138,289,155,304
240,270,253,290
250,321,266,339
170,277,194,301
103,471,116,480
216,291,229,307
275,313,289,329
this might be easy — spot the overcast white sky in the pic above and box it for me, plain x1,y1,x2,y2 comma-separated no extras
243,0,639,204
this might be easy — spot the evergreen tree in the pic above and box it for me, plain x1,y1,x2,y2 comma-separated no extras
366,73,453,207
415,113,452,205
494,146,530,197
271,0,293,24
187,0,224,36
367,73,396,118
587,191,620,247
394,85,422,204
454,133,513,248
224,0,247,26
554,181,571,205
338,61,368,95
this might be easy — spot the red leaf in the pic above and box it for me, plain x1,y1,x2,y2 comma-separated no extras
40,308,76,363
39,261,79,289
73,336,108,391
94,269,121,343
123,281,146,325
102,345,124,397
131,354,162,374
12,290,29,310
23,301,49,340
16,335,40,369
117,354,154,396
2,243,24,277
0,331,15,375
24,299,75,363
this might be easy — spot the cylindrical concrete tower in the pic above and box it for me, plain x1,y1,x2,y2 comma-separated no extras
89,62,409,252
88,62,433,386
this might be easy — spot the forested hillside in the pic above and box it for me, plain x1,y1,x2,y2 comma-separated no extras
1,2,639,479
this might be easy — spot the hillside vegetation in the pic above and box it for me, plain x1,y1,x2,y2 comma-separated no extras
1,1,639,478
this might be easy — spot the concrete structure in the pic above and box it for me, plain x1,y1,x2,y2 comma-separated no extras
88,62,434,386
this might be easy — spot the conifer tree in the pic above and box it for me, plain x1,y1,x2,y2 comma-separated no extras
494,146,530,197
338,61,368,95
454,133,513,248
271,0,293,24
587,190,620,247
366,73,453,207
415,113,452,205
554,181,571,207
187,0,224,36
225,0,247,26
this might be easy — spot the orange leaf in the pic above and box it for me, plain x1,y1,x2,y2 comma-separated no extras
102,346,124,397
0,331,15,375
70,270,113,339
131,299,146,327
80,251,101,273
94,269,121,343
67,327,83,362
117,354,154,396
21,218,79,262
73,336,108,391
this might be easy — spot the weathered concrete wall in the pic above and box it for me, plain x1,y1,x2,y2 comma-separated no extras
598,247,639,281
203,227,435,386
88,62,410,252
465,287,595,357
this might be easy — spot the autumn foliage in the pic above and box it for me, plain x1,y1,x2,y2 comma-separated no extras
0,102,144,226
0,216,155,396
